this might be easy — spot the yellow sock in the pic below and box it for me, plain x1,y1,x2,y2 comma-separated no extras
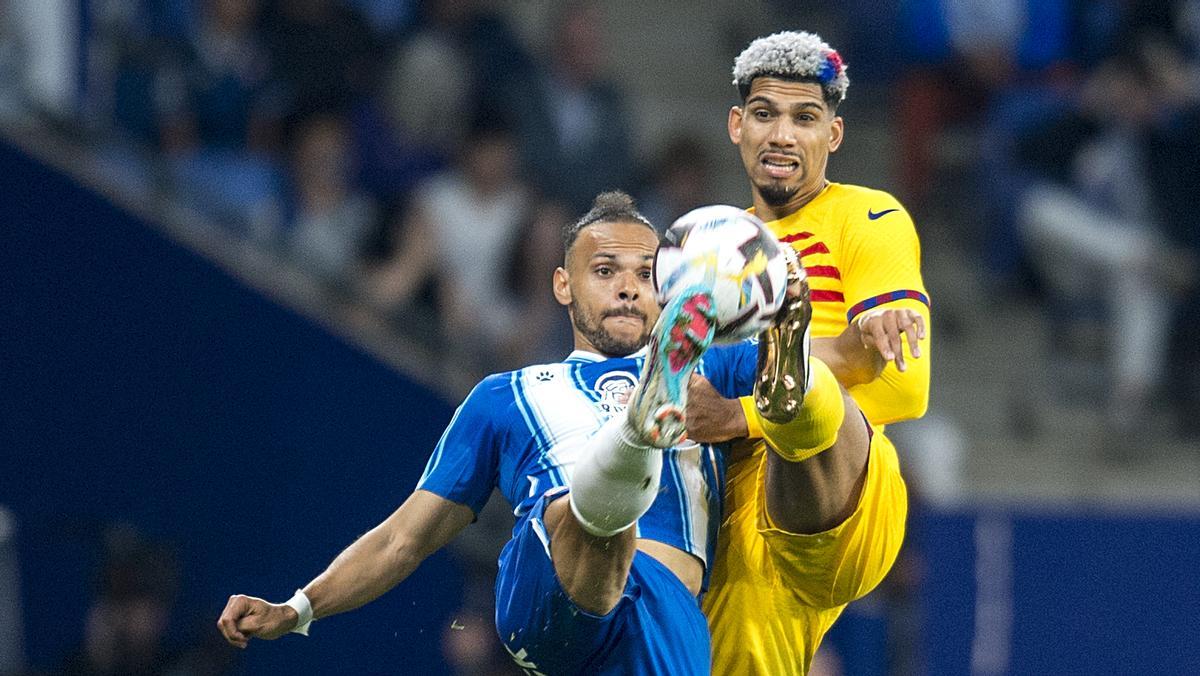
741,357,844,463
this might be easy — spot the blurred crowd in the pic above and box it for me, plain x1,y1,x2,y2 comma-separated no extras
4,0,1194,433
888,0,1200,442
1,0,725,377
0,524,233,676
59,528,233,676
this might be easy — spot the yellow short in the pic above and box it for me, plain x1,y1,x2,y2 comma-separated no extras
704,428,908,675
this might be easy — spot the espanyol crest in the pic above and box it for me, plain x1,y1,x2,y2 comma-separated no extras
595,371,637,413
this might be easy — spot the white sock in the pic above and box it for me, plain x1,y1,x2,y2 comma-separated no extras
569,415,662,537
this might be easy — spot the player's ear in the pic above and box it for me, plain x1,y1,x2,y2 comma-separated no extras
553,267,572,306
828,116,844,153
728,106,743,145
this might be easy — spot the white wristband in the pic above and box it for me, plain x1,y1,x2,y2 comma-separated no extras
283,589,313,636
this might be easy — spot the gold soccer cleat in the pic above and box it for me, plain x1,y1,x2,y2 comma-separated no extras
754,249,812,424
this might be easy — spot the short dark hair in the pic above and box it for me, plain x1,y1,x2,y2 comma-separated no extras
562,191,656,259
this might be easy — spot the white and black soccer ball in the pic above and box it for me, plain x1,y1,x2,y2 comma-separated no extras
654,205,789,343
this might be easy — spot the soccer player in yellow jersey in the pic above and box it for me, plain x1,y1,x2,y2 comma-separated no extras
687,31,931,674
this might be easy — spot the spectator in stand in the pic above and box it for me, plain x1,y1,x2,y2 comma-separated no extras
505,198,576,366
379,4,474,156
59,528,176,676
80,1,192,148
365,121,533,372
58,526,234,676
158,0,279,154
505,2,635,213
1139,24,1200,437
894,0,1074,214
636,134,715,233
974,0,1199,293
261,0,375,117
134,0,288,239
354,0,481,210
1014,43,1196,443
379,0,533,154
287,114,379,285
354,0,534,210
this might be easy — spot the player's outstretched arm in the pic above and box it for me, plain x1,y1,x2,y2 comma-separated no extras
822,200,931,423
217,489,472,648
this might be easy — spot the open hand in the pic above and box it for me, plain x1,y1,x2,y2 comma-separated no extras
853,308,925,372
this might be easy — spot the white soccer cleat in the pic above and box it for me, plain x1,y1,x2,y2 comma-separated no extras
627,285,717,448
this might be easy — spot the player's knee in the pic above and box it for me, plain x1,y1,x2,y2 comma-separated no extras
568,488,651,538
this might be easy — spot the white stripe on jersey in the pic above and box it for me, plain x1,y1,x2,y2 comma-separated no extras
678,443,712,559
509,371,561,485
419,398,467,486
506,357,716,565
515,363,606,483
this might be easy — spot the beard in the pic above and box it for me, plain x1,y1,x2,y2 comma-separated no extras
570,303,650,357
757,180,799,207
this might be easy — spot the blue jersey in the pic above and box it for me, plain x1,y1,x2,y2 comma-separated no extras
418,342,757,568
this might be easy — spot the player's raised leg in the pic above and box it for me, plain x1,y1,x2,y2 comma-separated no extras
738,262,907,609
751,260,872,533
546,284,716,614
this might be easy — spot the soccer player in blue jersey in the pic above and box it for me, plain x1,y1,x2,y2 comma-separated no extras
217,191,759,673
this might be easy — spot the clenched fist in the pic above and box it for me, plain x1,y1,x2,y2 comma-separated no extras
217,594,298,648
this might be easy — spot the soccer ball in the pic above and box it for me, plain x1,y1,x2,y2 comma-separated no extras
653,205,789,343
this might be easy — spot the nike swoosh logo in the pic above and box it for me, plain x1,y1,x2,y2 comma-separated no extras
867,208,898,220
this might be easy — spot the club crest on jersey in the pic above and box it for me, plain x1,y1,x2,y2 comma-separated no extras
594,371,637,413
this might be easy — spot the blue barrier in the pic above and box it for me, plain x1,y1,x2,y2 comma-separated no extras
920,508,1200,674
0,141,463,674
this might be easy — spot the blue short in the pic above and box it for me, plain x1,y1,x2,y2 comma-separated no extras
495,488,711,675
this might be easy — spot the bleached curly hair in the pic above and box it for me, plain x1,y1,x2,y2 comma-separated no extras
732,31,849,107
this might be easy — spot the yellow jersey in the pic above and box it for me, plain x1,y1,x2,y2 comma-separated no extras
705,183,929,674
768,181,930,425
